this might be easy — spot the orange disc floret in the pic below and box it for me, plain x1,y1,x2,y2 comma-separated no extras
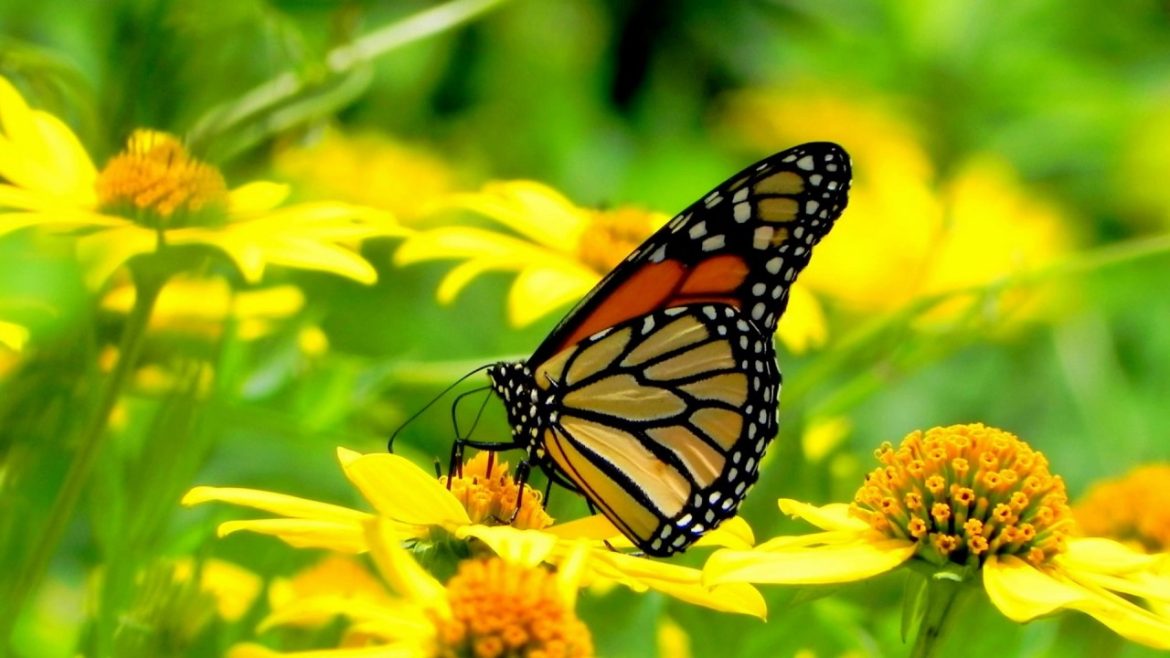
96,130,228,227
441,452,554,531
575,207,658,275
1073,463,1170,552
851,423,1073,568
434,558,593,658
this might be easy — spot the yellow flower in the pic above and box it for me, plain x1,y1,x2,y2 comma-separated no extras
705,423,1170,649
183,448,764,618
172,557,263,622
101,273,305,341
1074,463,1170,553
722,90,1072,327
393,180,827,353
229,518,593,657
274,126,454,222
0,77,403,287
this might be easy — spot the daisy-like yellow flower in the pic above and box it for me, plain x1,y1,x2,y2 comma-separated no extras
722,89,1072,328
230,518,593,658
705,423,1170,650
0,77,403,287
183,448,765,618
1074,463,1170,553
274,126,454,222
393,180,828,353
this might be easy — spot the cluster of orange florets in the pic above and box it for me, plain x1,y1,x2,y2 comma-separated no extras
575,208,658,275
852,423,1073,567
435,557,593,658
441,452,554,531
1074,463,1170,551
96,129,227,225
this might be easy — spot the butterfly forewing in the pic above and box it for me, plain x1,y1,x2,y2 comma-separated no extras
528,142,851,366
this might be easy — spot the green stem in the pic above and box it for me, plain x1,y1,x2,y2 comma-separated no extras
1,266,165,649
187,0,509,153
909,572,969,658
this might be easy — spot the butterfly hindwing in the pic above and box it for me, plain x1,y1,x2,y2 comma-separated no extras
539,304,777,556
490,302,777,556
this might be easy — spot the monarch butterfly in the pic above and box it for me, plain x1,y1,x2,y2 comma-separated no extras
461,143,851,556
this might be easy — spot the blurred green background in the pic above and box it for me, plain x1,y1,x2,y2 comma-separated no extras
2,0,1170,656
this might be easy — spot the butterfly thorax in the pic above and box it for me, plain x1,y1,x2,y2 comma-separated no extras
487,361,555,458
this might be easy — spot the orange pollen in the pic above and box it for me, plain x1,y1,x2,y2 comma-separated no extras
575,207,660,275
96,130,228,227
849,423,1072,568
441,452,554,530
434,558,593,658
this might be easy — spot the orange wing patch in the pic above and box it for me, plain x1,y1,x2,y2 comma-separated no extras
678,254,748,295
559,260,684,351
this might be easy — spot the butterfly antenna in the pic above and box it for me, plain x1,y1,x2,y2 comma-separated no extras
387,363,494,453
450,385,491,439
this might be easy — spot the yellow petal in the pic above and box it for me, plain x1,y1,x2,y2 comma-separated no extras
704,533,914,585
260,595,425,636
339,452,470,527
228,181,291,215
983,555,1087,621
436,258,513,303
779,499,869,532
444,180,588,249
364,518,448,615
693,516,756,549
217,519,368,553
76,225,157,288
183,485,368,524
543,514,622,541
0,77,96,200
456,524,557,567
581,549,766,618
983,554,1170,649
554,541,591,609
1059,537,1163,575
189,558,263,622
507,265,596,327
776,283,828,354
228,641,422,658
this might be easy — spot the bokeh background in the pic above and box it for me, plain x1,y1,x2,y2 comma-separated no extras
3,0,1170,656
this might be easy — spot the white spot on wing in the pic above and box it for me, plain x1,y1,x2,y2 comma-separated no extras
753,226,773,250
701,235,726,252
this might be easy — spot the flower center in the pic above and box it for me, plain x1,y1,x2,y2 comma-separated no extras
1074,463,1170,552
434,557,593,658
441,452,554,531
575,208,661,275
96,130,228,228
851,423,1073,568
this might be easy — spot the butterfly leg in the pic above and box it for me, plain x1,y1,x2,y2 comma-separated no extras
445,436,518,489
505,456,533,525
